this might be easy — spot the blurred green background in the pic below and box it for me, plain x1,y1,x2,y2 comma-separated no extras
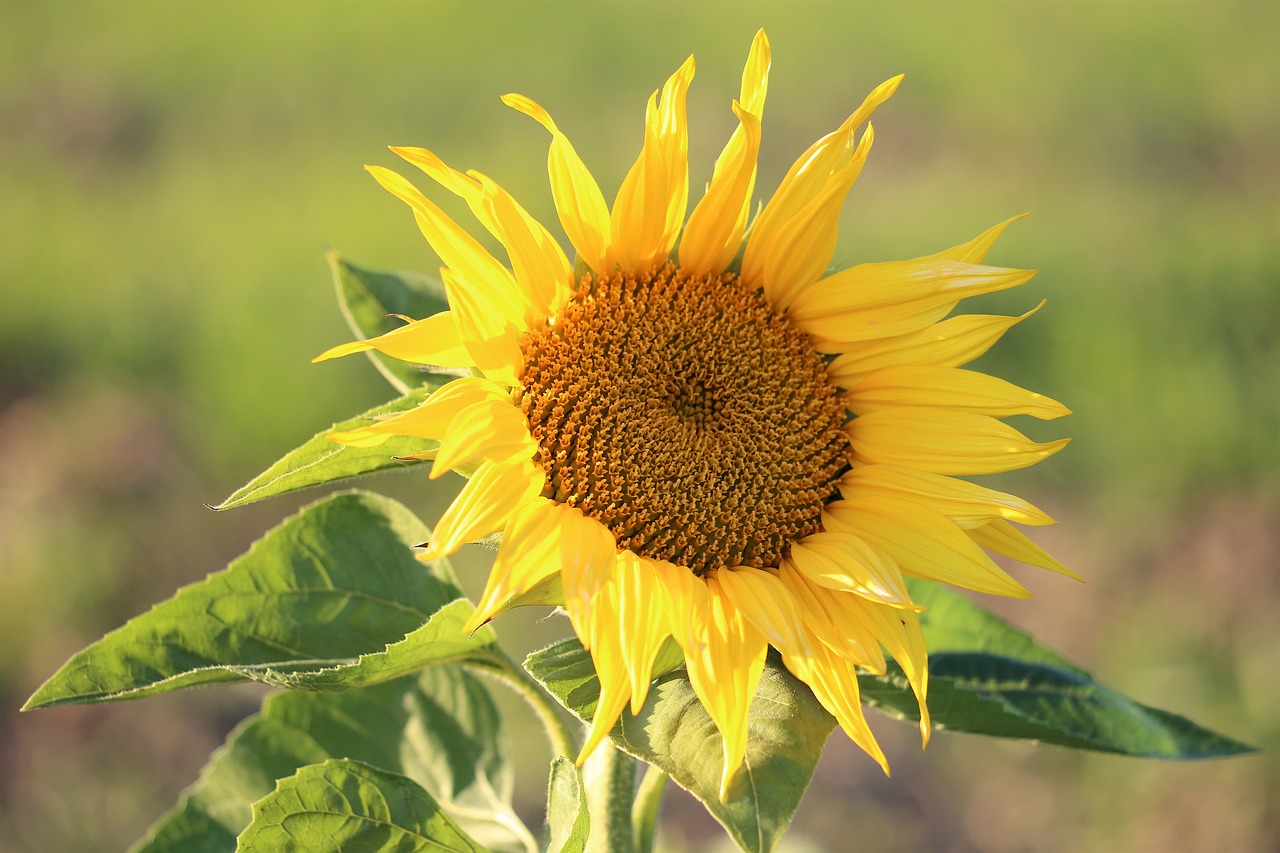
2,1,1276,851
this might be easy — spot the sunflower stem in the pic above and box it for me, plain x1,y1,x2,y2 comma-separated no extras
631,763,668,853
468,651,578,761
582,741,637,853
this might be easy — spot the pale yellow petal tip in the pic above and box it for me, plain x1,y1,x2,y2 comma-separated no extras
311,340,372,364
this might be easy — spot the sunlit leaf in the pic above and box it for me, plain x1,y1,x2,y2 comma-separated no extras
24,492,497,709
215,386,441,510
133,668,531,853
544,758,589,853
526,640,832,853
236,759,485,852
855,580,1258,759
329,250,454,393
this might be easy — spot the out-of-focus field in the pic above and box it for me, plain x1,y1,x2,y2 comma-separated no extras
1,2,1276,851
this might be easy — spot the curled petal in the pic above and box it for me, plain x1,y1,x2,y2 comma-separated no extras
430,397,536,479
716,566,810,656
787,531,916,608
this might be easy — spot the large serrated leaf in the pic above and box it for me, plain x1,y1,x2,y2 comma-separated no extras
236,758,485,852
856,580,1256,759
329,250,454,394
215,386,441,510
544,758,589,853
133,668,531,853
24,492,497,710
525,640,832,853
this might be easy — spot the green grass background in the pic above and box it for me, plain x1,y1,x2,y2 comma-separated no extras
1,1,1276,851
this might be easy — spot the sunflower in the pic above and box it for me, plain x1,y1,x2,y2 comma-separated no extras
315,30,1073,799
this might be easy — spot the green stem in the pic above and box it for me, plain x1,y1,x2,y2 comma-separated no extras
582,742,637,853
469,651,578,760
631,763,668,853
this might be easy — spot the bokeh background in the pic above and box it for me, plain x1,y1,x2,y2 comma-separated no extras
2,2,1276,851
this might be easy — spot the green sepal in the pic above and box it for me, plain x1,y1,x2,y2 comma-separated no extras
24,492,497,709
236,759,486,852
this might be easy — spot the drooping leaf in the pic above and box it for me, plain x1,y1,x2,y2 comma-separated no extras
544,758,590,853
133,668,531,853
24,492,497,709
853,579,1256,759
329,250,455,393
236,759,485,852
215,386,441,510
525,639,833,853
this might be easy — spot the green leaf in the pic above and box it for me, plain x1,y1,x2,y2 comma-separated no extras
329,250,455,394
236,759,485,852
526,640,832,853
544,758,589,853
215,386,441,510
134,668,531,853
856,580,1257,759
24,492,497,709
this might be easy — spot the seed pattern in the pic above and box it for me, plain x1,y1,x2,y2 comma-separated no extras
518,265,850,574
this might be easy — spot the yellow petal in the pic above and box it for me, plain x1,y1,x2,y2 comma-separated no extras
776,565,886,670
312,310,474,369
678,31,770,275
782,636,888,774
845,366,1070,420
367,165,529,329
826,496,1031,598
430,397,536,479
969,518,1081,581
841,464,1055,529
685,573,768,801
924,213,1028,264
556,508,618,642
611,55,695,274
465,497,562,633
576,570,632,763
715,566,810,656
419,460,545,561
616,552,675,712
393,146,573,320
649,558,709,656
327,376,507,447
503,93,613,274
438,265,524,385
787,531,917,609
789,259,1036,350
847,407,1070,475
839,593,931,743
827,302,1044,387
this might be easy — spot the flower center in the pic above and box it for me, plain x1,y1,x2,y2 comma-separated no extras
518,264,850,575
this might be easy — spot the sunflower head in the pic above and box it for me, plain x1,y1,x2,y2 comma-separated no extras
315,29,1071,800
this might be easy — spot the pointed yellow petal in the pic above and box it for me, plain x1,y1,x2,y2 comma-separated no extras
420,460,545,561
969,518,1081,581
737,29,771,115
924,214,1028,264
841,464,1055,529
776,566,886,670
312,311,473,368
326,425,394,448
789,260,1035,350
557,508,618,642
438,265,523,386
503,93,612,274
616,552,675,712
678,101,761,276
826,497,1031,598
787,531,917,609
327,376,507,447
649,558,709,656
715,567,810,656
611,55,695,274
839,594,931,743
577,572,632,763
845,366,1070,420
367,165,529,329
465,497,562,633
430,397,535,479
684,574,767,801
827,302,1044,387
847,407,1069,476
782,636,888,774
